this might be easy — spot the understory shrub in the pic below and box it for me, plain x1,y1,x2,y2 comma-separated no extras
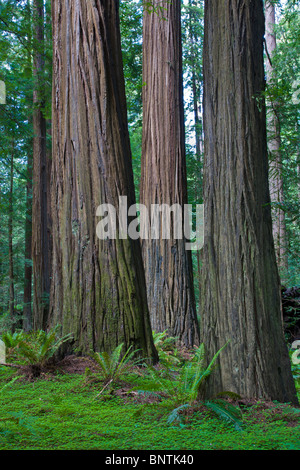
1,325,73,377
142,340,243,430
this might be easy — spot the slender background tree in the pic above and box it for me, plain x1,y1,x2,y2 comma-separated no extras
32,0,51,330
265,0,288,276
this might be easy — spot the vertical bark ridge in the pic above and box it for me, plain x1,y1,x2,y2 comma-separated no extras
50,0,157,360
141,0,199,347
201,0,297,404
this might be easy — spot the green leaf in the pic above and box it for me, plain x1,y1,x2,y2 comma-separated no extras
205,399,243,432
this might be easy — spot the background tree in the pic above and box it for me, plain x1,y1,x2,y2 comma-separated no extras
119,0,144,202
50,0,157,360
201,0,298,404
265,0,288,276
265,0,300,287
23,0,33,332
8,139,15,326
31,0,51,330
140,0,200,347
0,1,33,330
182,0,204,307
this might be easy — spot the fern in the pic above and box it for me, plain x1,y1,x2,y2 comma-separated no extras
2,331,23,346
144,341,230,405
18,326,73,367
92,343,142,382
166,404,191,426
0,376,22,393
1,331,25,359
205,399,243,432
8,326,74,377
145,363,179,396
181,341,230,403
143,340,243,431
152,330,181,367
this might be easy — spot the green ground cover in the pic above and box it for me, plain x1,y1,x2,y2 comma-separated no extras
1,363,299,451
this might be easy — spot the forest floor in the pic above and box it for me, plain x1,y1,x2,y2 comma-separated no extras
0,355,300,452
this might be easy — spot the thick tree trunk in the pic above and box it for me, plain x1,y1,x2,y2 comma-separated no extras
50,0,157,361
265,1,288,275
32,0,51,330
201,0,297,404
140,0,199,347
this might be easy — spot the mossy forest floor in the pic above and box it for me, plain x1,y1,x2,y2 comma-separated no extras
1,355,300,452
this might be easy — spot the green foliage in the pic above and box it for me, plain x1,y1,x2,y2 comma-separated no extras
0,375,39,441
92,343,142,384
187,342,229,402
1,330,24,350
146,342,229,404
290,348,300,393
0,375,21,393
144,340,243,430
0,361,299,450
166,404,191,426
1,326,73,377
265,1,300,284
205,399,243,432
1,411,39,439
16,326,73,368
1,330,25,361
152,330,181,367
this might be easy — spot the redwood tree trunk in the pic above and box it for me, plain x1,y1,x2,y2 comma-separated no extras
140,0,199,347
32,0,51,330
50,0,157,360
201,0,297,404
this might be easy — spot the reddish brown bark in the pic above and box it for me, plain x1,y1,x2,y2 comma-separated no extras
50,0,157,360
201,0,297,404
140,0,200,347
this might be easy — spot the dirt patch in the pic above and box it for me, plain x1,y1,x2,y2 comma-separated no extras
114,386,168,404
224,397,300,427
3,355,100,381
56,355,99,375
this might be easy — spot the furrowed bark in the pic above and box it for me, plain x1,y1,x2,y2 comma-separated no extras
140,0,200,347
201,0,298,404
50,0,157,361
